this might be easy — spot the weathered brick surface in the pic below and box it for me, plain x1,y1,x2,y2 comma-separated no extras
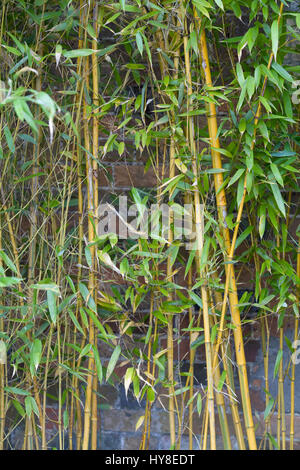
114,163,167,188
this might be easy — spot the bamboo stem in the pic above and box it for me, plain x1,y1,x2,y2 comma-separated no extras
181,9,216,448
197,24,256,449
290,238,300,449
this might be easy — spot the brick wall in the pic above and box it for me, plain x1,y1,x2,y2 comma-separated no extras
5,4,300,451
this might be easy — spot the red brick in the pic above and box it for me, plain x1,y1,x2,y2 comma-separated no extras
244,340,260,362
114,164,167,188
250,390,265,412
251,379,262,390
99,166,113,187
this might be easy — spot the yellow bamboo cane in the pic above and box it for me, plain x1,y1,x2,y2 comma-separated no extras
196,3,286,445
181,7,216,448
197,23,257,449
82,52,95,451
290,237,300,449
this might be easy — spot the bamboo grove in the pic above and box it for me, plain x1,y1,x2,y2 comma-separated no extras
0,0,299,450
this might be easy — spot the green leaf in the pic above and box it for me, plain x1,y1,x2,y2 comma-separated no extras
217,370,227,391
106,344,121,381
271,20,279,61
236,63,245,87
64,49,96,58
93,345,103,384
31,339,42,372
25,396,39,418
79,343,92,359
84,307,109,340
266,433,279,449
238,118,246,134
12,399,25,417
270,181,286,216
47,290,58,324
185,250,196,278
237,81,247,113
55,44,62,67
236,226,253,249
4,126,15,153
5,386,29,396
200,238,210,271
0,340,6,365
66,275,76,295
259,206,266,239
147,387,155,402
270,163,284,187
246,76,255,100
189,291,202,309
124,367,134,396
237,176,245,208
85,246,93,269
153,309,168,324
31,281,60,294
273,349,283,379
272,62,293,83
228,168,245,187
264,395,274,420
214,0,224,10
258,121,269,142
79,282,97,313
197,393,202,415
189,30,198,55
259,96,272,113
135,32,143,56
0,276,22,287
68,308,85,336
25,396,32,418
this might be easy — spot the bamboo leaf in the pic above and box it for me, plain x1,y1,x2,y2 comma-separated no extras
264,396,274,420
228,168,245,187
272,62,293,83
271,20,279,61
47,290,58,324
235,226,253,249
68,308,85,336
64,49,97,58
4,126,15,153
79,343,92,359
214,0,224,10
270,163,284,187
79,282,97,313
189,291,202,309
93,345,103,384
5,386,29,396
217,370,227,391
25,396,39,418
135,415,144,431
273,349,283,379
135,32,143,56
0,277,22,287
124,367,134,397
0,251,18,274
106,344,121,381
31,281,60,294
270,181,286,216
197,393,202,415
0,340,7,365
12,399,25,417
